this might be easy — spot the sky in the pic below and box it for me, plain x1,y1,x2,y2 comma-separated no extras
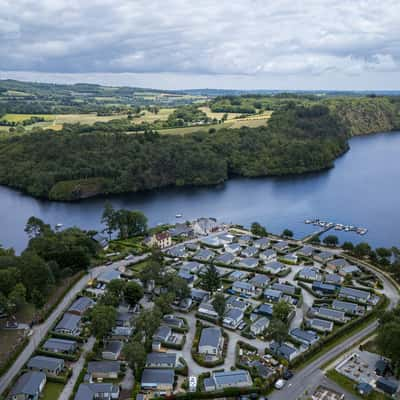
1,0,400,90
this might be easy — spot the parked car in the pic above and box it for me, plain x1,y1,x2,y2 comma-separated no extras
274,379,287,390
283,370,293,380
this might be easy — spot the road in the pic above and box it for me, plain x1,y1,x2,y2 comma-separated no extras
0,256,142,396
269,261,399,400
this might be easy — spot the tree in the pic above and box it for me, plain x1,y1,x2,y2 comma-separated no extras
376,321,400,374
107,279,126,301
99,291,119,307
354,242,372,258
251,222,268,236
268,319,288,345
376,247,392,258
166,275,190,300
282,229,293,238
272,300,291,322
124,281,144,306
24,216,51,238
8,283,26,313
310,235,321,244
139,259,162,286
342,241,354,251
154,293,175,315
212,293,226,319
101,201,116,240
135,307,162,345
114,209,148,239
91,305,117,339
323,235,339,247
123,340,147,376
201,265,221,293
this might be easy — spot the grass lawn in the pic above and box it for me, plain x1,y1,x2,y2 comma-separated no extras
0,329,27,370
326,369,390,400
41,382,64,400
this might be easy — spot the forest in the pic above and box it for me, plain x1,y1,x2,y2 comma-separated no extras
0,104,350,200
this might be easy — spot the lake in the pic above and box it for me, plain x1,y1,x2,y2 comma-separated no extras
1,131,400,253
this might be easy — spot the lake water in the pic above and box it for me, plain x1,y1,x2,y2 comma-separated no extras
1,131,400,253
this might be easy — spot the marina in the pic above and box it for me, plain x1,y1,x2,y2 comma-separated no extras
304,218,368,235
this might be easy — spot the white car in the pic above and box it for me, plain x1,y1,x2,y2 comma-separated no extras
274,379,287,390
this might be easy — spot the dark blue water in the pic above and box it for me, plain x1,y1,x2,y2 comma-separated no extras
1,131,400,253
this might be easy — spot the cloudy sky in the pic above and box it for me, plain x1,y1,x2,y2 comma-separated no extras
1,0,400,90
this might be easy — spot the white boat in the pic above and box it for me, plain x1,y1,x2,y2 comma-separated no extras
55,223,63,228
176,214,183,218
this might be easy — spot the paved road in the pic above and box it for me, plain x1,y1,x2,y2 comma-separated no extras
269,261,399,400
0,257,139,396
58,336,96,400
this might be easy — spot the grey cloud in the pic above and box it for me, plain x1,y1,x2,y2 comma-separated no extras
0,0,399,84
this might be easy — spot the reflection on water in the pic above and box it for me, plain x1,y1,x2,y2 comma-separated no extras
1,131,400,253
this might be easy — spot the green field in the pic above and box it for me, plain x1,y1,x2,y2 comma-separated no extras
42,382,64,400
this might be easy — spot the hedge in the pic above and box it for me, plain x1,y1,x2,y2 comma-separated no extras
35,348,79,361
154,386,264,399
50,332,86,343
0,336,29,378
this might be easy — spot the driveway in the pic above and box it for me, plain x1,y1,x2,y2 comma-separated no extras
174,311,267,377
58,336,96,400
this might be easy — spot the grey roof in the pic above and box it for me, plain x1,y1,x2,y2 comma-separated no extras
87,361,120,374
229,270,246,280
199,327,222,348
68,296,94,314
97,269,121,283
9,371,46,397
272,342,297,358
111,326,133,336
75,383,118,400
93,234,109,248
170,223,193,237
260,249,276,258
315,251,334,261
213,370,252,386
203,377,216,390
310,318,334,330
27,355,64,371
290,328,319,344
225,243,241,252
332,300,360,313
242,246,258,257
146,352,177,366
163,315,184,327
297,245,314,256
324,273,343,284
43,338,76,352
224,307,244,321
312,281,336,292
195,249,215,260
256,303,273,316
283,253,297,261
251,317,269,330
191,288,209,302
103,341,123,354
249,274,270,286
264,288,282,299
339,287,370,300
328,258,350,268
232,281,254,291
238,257,258,268
299,267,320,279
153,326,172,341
141,368,175,386
253,237,269,247
342,265,361,274
167,245,186,257
272,282,296,295
180,261,201,273
226,296,248,310
273,241,289,249
265,261,284,271
55,313,81,332
216,252,235,264
178,270,195,282
314,307,345,320
238,234,252,242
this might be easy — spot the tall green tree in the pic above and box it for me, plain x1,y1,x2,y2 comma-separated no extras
101,201,116,240
124,281,144,306
201,265,221,293
323,235,339,247
90,304,117,339
272,300,292,322
251,222,268,236
212,293,226,319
